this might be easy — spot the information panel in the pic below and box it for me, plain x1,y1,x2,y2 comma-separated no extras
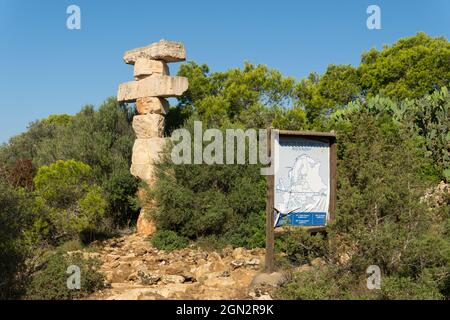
273,132,335,228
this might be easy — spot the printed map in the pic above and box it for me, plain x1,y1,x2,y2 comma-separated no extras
274,136,330,226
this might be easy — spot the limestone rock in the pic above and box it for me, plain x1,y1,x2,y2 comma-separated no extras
136,212,156,236
109,263,133,283
423,181,450,206
250,272,287,289
249,291,273,300
106,288,165,300
117,75,188,102
232,247,246,260
132,114,164,139
134,58,169,80
162,275,185,284
130,164,154,185
131,138,165,165
82,232,267,300
130,137,166,183
230,260,245,270
245,258,260,267
136,97,169,115
137,270,161,285
124,39,186,64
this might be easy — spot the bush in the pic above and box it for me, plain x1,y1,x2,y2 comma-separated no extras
276,267,356,300
194,235,228,251
275,229,329,265
402,87,450,181
0,180,33,299
3,158,35,190
277,109,450,300
331,87,450,181
0,98,139,228
329,110,445,275
148,118,267,248
380,275,444,300
26,250,104,300
225,211,266,249
33,160,107,242
151,230,189,251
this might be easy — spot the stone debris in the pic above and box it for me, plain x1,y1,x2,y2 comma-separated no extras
85,234,268,300
248,272,289,299
230,260,245,270
162,275,185,284
117,40,188,236
138,270,161,285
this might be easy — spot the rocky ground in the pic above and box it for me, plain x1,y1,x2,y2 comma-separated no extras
78,234,284,300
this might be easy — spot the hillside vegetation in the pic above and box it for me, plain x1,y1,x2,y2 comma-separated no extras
0,33,449,299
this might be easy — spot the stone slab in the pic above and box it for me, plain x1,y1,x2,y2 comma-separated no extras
134,58,169,80
136,97,169,115
124,39,186,64
117,76,188,102
131,137,166,166
132,114,165,139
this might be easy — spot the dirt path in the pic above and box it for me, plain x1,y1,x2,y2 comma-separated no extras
82,234,270,300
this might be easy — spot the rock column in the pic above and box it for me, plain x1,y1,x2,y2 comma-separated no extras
117,39,188,235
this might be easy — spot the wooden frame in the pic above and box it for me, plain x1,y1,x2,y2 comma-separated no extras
265,129,337,272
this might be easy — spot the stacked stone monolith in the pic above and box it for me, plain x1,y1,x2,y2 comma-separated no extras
117,39,188,235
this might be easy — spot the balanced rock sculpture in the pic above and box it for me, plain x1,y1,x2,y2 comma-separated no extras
117,39,188,235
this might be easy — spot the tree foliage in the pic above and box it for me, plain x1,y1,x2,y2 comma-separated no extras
0,32,449,299
25,250,104,300
0,180,33,299
149,119,266,248
330,87,450,180
279,111,450,299
173,61,302,130
0,98,139,226
295,32,450,124
360,32,450,99
33,160,107,241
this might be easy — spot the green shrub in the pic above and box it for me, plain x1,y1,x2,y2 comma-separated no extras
329,110,445,274
151,230,189,251
276,110,450,300
403,87,450,181
275,229,329,265
33,160,107,242
176,61,296,127
276,267,355,300
26,250,104,300
0,180,33,299
57,240,83,252
149,118,267,248
0,98,139,228
225,211,266,249
296,33,450,124
330,87,450,181
380,275,444,300
194,235,229,251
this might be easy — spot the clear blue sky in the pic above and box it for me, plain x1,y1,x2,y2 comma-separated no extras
0,0,449,143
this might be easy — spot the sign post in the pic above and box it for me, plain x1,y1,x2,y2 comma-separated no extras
265,128,275,273
265,130,336,272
